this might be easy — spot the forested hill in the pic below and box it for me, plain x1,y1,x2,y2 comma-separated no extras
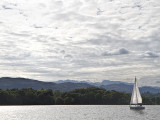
0,87,160,105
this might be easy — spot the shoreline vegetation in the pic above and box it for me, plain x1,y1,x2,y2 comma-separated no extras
0,87,160,105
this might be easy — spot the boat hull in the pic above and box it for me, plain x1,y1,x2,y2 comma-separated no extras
130,106,145,110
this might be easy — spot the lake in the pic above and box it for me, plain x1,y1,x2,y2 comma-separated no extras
0,105,159,120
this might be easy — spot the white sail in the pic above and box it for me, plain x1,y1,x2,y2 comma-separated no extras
130,77,142,105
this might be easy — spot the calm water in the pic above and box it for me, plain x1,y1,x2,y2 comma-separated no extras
0,105,159,120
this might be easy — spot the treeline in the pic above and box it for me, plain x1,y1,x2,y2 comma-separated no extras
142,92,160,105
0,87,160,105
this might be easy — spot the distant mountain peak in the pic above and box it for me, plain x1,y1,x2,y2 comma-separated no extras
0,77,160,93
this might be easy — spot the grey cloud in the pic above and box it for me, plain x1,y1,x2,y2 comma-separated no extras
82,33,159,54
132,2,142,10
60,50,65,54
52,12,94,22
0,62,31,67
2,51,31,60
84,33,126,47
102,48,130,56
33,24,43,28
38,3,47,8
142,51,159,58
72,59,97,67
140,76,160,86
64,54,72,58
59,50,73,59
96,8,104,15
8,32,31,37
119,48,129,54
2,5,12,10
25,67,54,74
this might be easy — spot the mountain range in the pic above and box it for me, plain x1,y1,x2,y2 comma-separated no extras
0,77,92,92
0,77,160,93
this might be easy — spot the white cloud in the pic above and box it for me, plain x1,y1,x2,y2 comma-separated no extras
0,0,160,86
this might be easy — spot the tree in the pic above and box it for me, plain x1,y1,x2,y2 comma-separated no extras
55,97,64,105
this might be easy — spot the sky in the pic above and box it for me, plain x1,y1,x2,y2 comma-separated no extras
0,0,160,86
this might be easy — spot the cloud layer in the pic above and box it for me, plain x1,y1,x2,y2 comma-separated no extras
0,0,160,86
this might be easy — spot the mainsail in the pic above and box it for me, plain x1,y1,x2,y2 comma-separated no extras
130,77,142,105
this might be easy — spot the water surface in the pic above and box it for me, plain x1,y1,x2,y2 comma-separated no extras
0,105,159,120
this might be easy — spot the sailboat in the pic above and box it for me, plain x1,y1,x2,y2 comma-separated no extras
130,77,145,109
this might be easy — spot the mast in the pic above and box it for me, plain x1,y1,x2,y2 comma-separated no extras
135,77,138,104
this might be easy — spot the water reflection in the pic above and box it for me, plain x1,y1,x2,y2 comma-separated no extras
130,109,145,115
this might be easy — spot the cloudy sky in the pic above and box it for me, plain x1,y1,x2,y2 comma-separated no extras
0,0,160,86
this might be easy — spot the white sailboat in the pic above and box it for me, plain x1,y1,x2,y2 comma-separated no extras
130,77,145,109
